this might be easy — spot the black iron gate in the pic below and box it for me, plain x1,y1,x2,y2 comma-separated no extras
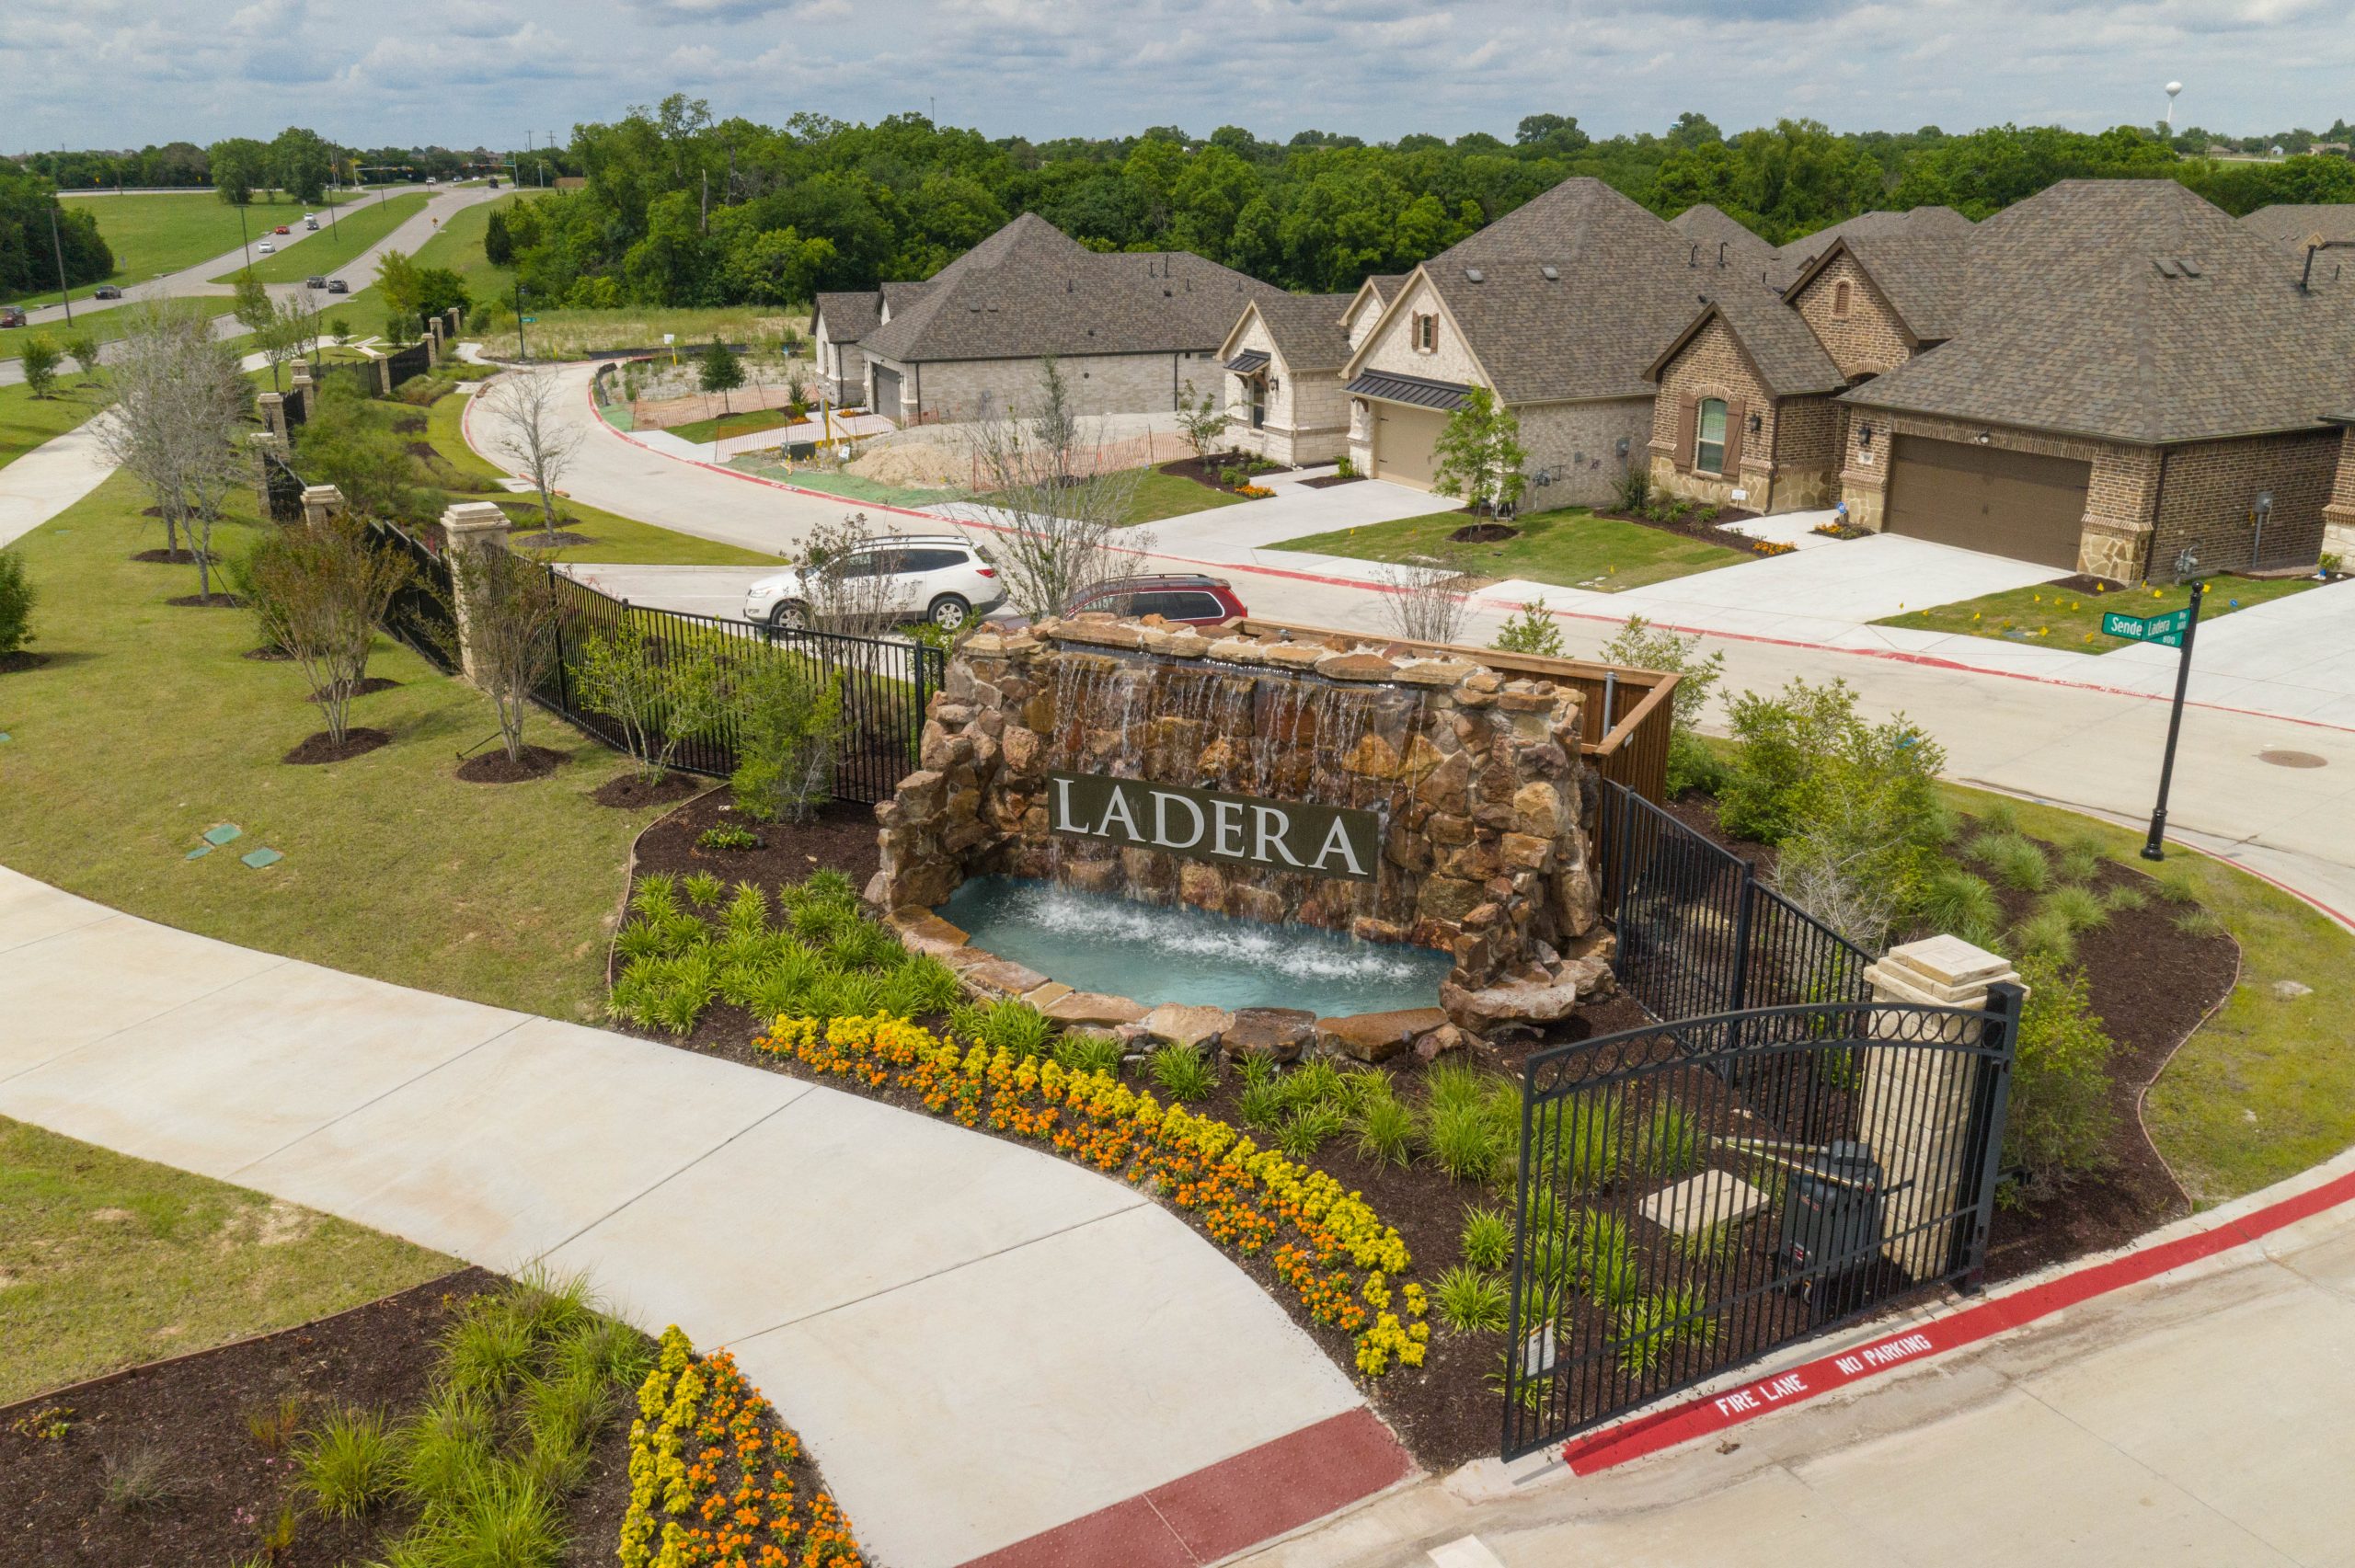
1500,992,2020,1459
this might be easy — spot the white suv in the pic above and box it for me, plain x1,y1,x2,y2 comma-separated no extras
744,535,1005,632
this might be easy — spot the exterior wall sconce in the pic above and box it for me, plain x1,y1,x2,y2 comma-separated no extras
1267,375,1280,392
1856,422,1875,448
1614,436,1631,456
1747,411,1763,433
1974,430,1993,444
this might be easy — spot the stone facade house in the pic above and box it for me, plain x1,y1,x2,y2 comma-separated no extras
1338,178,1760,508
1214,292,1360,465
810,290,879,406
2241,202,2355,251
822,212,1282,426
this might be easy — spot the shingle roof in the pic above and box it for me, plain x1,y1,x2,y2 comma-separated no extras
1364,273,1408,301
2240,202,2355,249
1769,206,1974,289
813,291,880,342
856,212,1283,364
1244,292,1357,372
1783,231,1974,344
1843,180,2355,445
1649,282,1844,396
1406,177,1754,404
1669,204,1775,269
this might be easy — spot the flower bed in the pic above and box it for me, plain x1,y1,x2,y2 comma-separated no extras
621,1326,865,1568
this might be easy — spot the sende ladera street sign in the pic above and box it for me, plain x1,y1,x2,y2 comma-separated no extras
2101,605,2191,647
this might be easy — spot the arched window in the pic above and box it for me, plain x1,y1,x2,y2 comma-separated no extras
1695,397,1729,474
1832,280,1852,318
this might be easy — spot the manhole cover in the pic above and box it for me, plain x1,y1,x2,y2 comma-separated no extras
2258,750,2327,769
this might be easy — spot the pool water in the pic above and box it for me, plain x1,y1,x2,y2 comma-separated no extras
936,876,1453,1018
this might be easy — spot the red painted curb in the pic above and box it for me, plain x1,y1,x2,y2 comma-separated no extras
959,1407,1413,1568
1561,1166,2355,1474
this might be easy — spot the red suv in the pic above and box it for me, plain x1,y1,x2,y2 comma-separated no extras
1063,573,1246,626
0,305,25,328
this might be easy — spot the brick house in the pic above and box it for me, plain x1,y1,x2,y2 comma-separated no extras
1213,292,1360,465
821,212,1281,426
1337,178,1757,507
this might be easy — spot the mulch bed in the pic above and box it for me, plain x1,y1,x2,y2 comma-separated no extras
626,788,879,916
129,548,213,565
1159,452,1285,495
0,651,49,674
1659,791,2237,1278
243,646,293,663
455,743,568,784
511,530,596,550
1597,505,1764,553
1301,472,1366,489
1449,522,1520,544
589,772,705,810
0,1270,495,1568
165,593,245,609
281,728,391,765
306,677,401,703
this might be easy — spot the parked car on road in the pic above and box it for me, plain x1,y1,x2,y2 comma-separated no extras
93,285,121,299
305,276,328,290
1063,573,1248,626
326,278,349,293
0,305,25,328
744,535,1003,632
273,224,291,235
256,241,276,254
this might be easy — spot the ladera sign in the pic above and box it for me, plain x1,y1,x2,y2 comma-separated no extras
1046,772,1379,881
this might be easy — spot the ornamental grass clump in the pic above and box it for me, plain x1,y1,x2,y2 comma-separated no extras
1432,1265,1511,1333
1148,1043,1218,1103
1459,1205,1512,1271
295,1409,397,1520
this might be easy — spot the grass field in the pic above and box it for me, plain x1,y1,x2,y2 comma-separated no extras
0,371,109,471
1875,573,2335,650
0,1116,454,1404
19,191,362,304
493,304,812,360
208,190,430,284
666,406,798,444
1278,504,1754,590
0,293,238,364
317,190,532,340
0,472,692,1021
1126,464,1255,524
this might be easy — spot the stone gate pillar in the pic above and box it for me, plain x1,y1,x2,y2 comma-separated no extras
257,392,287,441
441,500,512,686
300,484,343,530
1859,934,2027,1281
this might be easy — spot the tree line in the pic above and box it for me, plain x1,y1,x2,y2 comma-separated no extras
0,165,113,296
17,136,493,196
494,99,2355,310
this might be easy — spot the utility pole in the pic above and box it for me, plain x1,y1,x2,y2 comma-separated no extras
47,204,75,322
702,168,709,234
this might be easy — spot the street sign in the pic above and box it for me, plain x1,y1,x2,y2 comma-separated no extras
520,315,536,323
2101,606,2191,647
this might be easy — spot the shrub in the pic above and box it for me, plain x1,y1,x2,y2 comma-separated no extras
2057,844,2106,886
1602,614,1725,738
1636,1101,1703,1178
1972,830,2051,892
1149,1043,1217,1103
2040,883,2108,933
730,654,847,823
1613,465,1651,513
1052,1033,1124,1077
1492,599,1566,656
297,1409,397,1519
880,955,960,1016
2011,907,2077,964
1717,678,1865,844
1238,1078,1284,1130
1919,869,2002,944
1425,1098,1509,1183
1613,1287,1712,1375
2103,882,2150,913
1663,730,1727,799
0,548,35,657
244,513,417,749
1432,1265,1510,1332
681,871,725,909
1530,1092,1621,1192
2005,957,2118,1195
696,821,760,852
1333,453,1357,479
1580,1212,1640,1309
569,620,728,784
1460,1205,1512,1271
19,337,61,398
1277,1103,1346,1159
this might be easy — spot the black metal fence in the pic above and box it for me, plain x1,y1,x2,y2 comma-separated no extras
385,341,432,387
262,451,305,523
1501,991,2021,1459
535,569,942,802
1594,779,1873,1021
366,519,457,674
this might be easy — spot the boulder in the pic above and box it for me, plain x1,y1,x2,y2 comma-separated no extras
1223,1006,1316,1063
1043,990,1150,1027
1138,1003,1234,1052
1440,955,1615,1030
964,957,1051,998
1414,1023,1472,1062
889,910,971,958
1315,651,1398,681
1316,1007,1449,1064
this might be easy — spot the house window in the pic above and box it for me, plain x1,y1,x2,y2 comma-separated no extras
1248,375,1266,429
1694,397,1729,474
1413,313,1439,353
1832,280,1851,318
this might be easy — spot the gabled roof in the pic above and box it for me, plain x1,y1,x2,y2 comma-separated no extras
1370,177,1751,404
1769,206,1974,288
1783,232,1972,344
856,212,1282,363
1844,180,2355,445
1235,292,1357,372
1648,282,1844,396
812,291,881,341
1669,204,1775,269
2240,202,2355,249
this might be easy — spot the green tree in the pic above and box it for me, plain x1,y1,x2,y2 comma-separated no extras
208,137,268,204
269,127,337,205
61,328,100,380
373,248,424,316
483,209,514,267
0,547,35,658
730,655,847,823
1430,385,1527,515
18,338,61,399
697,338,745,416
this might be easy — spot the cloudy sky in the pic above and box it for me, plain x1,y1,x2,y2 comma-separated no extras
5,0,2350,152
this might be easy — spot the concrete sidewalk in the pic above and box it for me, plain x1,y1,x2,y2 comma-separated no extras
1251,1149,2355,1568
0,865,1369,1568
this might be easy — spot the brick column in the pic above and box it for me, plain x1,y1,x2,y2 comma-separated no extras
2321,425,2355,566
375,357,396,397
441,500,511,686
248,431,287,518
425,327,442,369
300,484,343,530
256,392,287,440
290,360,315,397
1858,934,2027,1281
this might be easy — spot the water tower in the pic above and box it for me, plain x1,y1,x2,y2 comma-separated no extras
2165,82,2183,126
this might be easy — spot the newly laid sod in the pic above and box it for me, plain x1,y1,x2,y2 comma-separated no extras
665,406,798,445
0,474,687,1020
0,1116,454,1404
1876,573,2332,650
208,190,430,284
431,392,776,566
1278,504,1753,590
0,372,109,471
1125,464,1255,524
732,461,957,509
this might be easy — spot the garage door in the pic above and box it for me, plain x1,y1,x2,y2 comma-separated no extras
1886,436,2090,569
1373,404,1448,489
871,365,903,420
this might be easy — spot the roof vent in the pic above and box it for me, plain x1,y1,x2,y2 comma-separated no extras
2177,258,2203,278
1465,266,1485,283
2153,258,2181,278
1540,264,1559,280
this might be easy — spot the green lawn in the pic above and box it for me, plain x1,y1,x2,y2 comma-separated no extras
1126,464,1255,525
728,461,956,510
425,392,776,566
666,406,798,445
27,191,352,300
492,304,811,361
0,473,694,1021
0,1116,455,1404
1876,573,2335,651
320,191,534,342
208,190,430,284
1278,504,1754,590
0,372,109,471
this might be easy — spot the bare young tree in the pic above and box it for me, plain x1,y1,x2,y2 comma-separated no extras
245,515,415,749
1175,378,1232,459
97,301,252,596
1374,551,1476,646
480,367,584,540
789,510,905,630
447,544,564,763
964,357,1148,620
